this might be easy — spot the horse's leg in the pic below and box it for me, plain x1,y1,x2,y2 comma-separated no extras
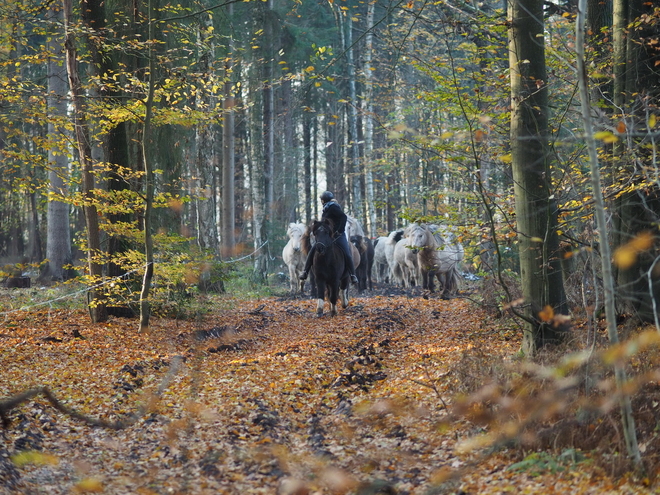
316,280,326,316
427,269,436,293
289,265,297,293
328,282,339,316
340,287,349,309
337,272,349,309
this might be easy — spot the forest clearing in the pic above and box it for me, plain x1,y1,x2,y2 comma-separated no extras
1,283,660,495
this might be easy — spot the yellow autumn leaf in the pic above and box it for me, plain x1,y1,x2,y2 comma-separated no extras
594,131,618,143
74,477,104,493
649,114,657,129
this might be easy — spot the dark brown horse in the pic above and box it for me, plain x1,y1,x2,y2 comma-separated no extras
350,235,374,292
308,219,351,316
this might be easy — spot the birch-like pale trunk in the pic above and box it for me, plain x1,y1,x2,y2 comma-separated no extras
45,4,72,282
346,14,362,215
194,12,218,253
252,0,274,282
221,2,236,259
576,0,641,466
363,1,376,235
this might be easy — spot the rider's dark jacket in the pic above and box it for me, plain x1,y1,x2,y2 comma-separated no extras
322,200,347,235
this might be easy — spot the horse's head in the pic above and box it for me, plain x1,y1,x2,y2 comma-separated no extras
287,222,305,252
408,225,435,253
350,235,366,252
312,219,335,255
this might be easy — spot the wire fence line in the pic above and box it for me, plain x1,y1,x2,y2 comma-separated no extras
0,239,272,318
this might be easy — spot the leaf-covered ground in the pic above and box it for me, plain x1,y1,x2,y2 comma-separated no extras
0,288,655,494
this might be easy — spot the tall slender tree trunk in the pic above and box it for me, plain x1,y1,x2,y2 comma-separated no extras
221,3,236,259
252,0,275,283
576,0,641,465
62,0,107,323
281,79,297,223
346,14,362,215
303,104,312,225
138,0,157,333
363,1,376,236
194,12,218,253
44,3,72,282
508,0,567,355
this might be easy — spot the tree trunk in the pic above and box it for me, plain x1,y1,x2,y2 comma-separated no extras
253,0,275,283
346,14,362,215
303,103,312,225
62,0,107,323
194,12,218,253
576,0,641,465
612,0,660,320
138,0,156,333
221,2,236,259
508,0,567,355
44,3,72,282
363,1,376,236
281,78,297,224
81,0,134,283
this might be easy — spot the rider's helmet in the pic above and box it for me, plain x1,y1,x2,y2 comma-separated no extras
320,191,334,203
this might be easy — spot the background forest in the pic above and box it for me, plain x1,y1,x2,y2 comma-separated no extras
0,0,659,334
3,0,660,489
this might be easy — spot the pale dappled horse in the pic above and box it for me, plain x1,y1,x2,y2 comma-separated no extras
345,214,365,241
383,229,404,284
373,236,389,283
409,223,464,295
392,234,418,287
282,222,306,293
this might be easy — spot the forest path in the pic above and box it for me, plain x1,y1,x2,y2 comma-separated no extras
0,291,650,494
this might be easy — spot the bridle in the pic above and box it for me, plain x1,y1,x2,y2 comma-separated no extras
313,223,339,252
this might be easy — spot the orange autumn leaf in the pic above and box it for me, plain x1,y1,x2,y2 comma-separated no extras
538,305,554,323
613,231,654,269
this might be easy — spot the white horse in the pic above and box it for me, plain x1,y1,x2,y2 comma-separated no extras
384,229,404,283
282,222,307,293
345,215,365,242
410,224,464,295
392,236,418,287
372,236,389,283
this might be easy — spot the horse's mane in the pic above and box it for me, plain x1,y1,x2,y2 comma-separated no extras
350,234,367,252
301,225,313,255
287,222,305,238
302,218,336,255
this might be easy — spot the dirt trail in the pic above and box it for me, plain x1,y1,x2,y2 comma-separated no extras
0,293,651,494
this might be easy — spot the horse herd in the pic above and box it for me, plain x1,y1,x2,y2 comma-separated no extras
282,218,464,316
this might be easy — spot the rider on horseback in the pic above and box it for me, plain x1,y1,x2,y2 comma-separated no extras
300,191,359,285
